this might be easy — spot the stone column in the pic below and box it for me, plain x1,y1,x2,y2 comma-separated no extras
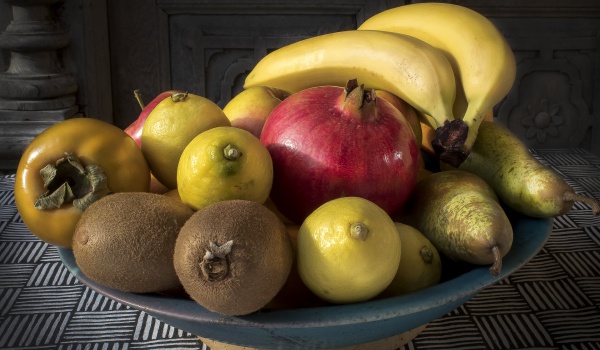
0,0,78,169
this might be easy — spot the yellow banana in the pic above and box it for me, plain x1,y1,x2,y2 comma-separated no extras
359,3,516,167
244,30,456,133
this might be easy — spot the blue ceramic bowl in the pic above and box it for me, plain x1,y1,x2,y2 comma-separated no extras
58,213,552,349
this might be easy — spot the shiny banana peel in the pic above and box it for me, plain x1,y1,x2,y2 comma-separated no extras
244,30,456,132
359,3,517,167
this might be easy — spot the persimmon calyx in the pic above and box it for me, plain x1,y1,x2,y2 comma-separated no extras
34,153,111,211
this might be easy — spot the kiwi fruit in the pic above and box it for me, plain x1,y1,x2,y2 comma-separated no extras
174,199,293,316
72,192,194,293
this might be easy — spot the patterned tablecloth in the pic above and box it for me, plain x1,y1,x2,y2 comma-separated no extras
1,148,600,350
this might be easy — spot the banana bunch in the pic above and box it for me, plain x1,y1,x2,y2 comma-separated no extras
244,3,516,168
244,30,456,132
358,3,516,167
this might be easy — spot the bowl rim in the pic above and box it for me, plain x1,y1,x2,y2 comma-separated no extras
58,213,553,330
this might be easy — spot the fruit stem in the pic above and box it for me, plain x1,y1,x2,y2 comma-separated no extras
419,246,434,264
134,89,145,110
223,144,242,161
201,240,233,282
564,191,600,215
34,153,112,211
431,119,470,168
489,246,502,276
171,91,189,102
350,223,369,241
341,79,377,121
343,79,364,109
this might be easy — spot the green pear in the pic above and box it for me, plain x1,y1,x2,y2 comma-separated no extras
223,86,291,139
447,121,600,218
404,170,513,276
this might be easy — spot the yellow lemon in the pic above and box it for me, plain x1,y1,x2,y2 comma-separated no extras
141,92,230,189
177,126,273,211
297,197,401,304
381,223,442,297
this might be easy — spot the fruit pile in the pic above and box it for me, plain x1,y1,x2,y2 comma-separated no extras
14,3,600,317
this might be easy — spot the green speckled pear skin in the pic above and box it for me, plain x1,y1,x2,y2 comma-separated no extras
405,170,513,276
453,121,599,218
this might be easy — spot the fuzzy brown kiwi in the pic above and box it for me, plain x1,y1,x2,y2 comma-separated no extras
173,199,294,316
72,192,194,293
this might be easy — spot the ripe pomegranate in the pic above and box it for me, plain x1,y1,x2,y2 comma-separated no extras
260,79,419,224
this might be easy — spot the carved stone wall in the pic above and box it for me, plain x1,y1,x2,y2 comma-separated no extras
483,6,600,153
421,1,600,153
0,1,9,72
105,0,600,155
107,0,403,130
0,0,79,170
1,0,599,169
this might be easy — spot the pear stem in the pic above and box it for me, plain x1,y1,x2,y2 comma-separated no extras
134,89,145,110
564,191,600,215
489,246,502,276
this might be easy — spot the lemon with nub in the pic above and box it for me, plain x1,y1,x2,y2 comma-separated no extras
381,223,442,297
141,92,230,189
297,197,401,304
177,126,273,211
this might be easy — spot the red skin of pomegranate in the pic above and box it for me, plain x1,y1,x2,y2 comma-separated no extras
125,90,180,147
260,84,420,224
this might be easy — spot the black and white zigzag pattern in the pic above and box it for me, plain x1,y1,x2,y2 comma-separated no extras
2,148,600,349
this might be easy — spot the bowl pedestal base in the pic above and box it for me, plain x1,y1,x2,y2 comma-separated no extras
198,323,427,350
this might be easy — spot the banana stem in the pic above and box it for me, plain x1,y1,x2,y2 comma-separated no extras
456,103,489,166
431,119,470,167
